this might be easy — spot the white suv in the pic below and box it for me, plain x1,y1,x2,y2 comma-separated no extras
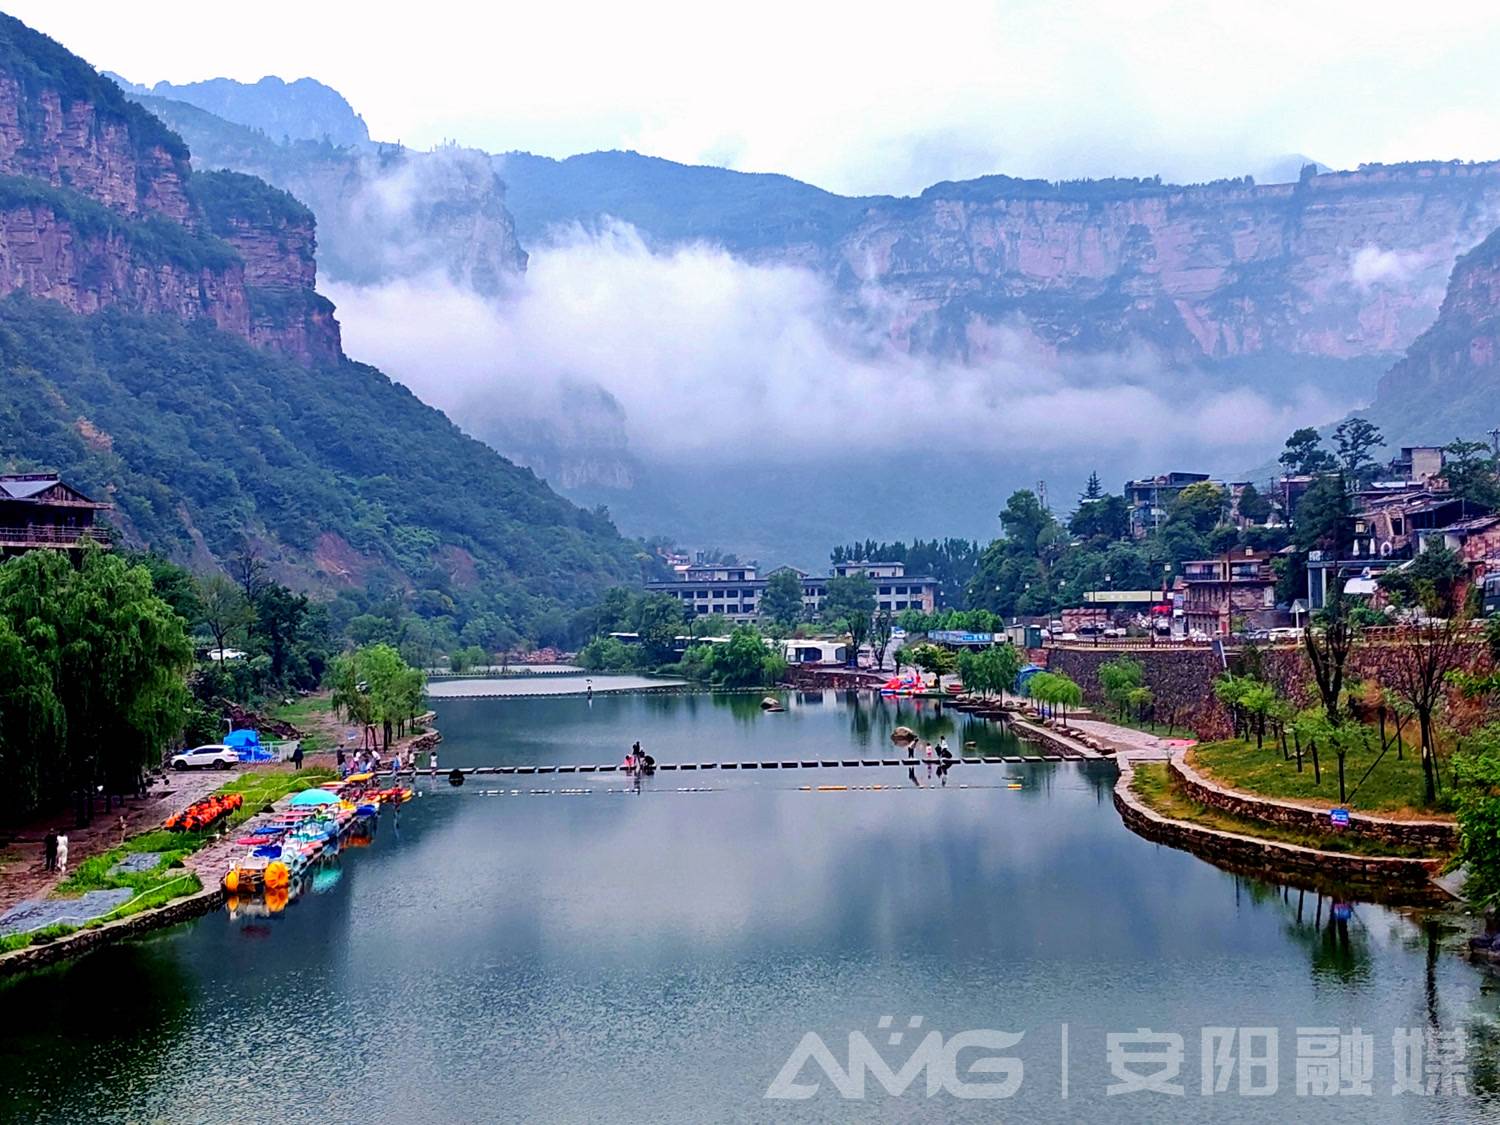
170,744,239,771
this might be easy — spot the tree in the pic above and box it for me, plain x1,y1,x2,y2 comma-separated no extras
1026,671,1082,722
198,573,248,664
822,573,877,665
329,643,426,752
0,550,192,823
1069,493,1130,542
1080,471,1104,502
684,625,788,688
999,490,1054,555
906,643,958,688
760,568,806,630
1332,419,1384,485
1098,656,1146,720
1280,427,1336,475
1386,612,1473,804
957,644,1022,697
1377,545,1465,615
1236,482,1271,525
1453,724,1500,907
632,593,685,665
868,609,894,671
1304,592,1357,726
1292,473,1352,554
1167,481,1226,536
1438,438,1500,508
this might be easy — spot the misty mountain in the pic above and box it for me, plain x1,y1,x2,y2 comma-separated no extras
107,72,370,147
0,15,641,632
116,74,1500,564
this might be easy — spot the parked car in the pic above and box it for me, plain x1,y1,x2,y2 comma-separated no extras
171,744,239,771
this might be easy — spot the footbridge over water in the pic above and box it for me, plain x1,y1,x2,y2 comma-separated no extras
405,754,1083,778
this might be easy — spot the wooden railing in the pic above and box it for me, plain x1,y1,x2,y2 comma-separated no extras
0,525,113,548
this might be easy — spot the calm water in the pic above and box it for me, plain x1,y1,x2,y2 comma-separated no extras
2,690,1498,1124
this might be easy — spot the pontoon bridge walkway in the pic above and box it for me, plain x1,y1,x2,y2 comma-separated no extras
405,754,1086,778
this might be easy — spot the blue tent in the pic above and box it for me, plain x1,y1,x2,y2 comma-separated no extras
225,729,273,762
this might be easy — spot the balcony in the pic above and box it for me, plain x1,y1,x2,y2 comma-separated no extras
0,525,114,550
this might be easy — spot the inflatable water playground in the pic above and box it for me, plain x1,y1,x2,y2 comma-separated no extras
221,773,411,912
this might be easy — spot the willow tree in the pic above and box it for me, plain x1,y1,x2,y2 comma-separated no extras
0,550,192,823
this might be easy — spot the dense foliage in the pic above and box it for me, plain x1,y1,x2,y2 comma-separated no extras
328,643,425,751
0,550,193,824
679,626,788,688
0,296,647,646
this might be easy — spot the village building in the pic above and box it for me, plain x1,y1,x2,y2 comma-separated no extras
645,561,937,623
1180,548,1278,636
0,473,112,558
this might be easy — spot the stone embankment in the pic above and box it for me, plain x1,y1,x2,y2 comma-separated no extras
1173,749,1456,850
0,887,224,977
1112,758,1448,903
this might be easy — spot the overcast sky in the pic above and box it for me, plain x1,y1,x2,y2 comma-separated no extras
14,0,1500,196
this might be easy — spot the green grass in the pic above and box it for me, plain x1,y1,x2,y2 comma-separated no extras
267,695,335,752
0,767,332,956
1190,736,1448,814
1130,763,1444,859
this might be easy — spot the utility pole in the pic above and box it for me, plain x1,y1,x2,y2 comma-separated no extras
1488,426,1500,458
1036,479,1048,512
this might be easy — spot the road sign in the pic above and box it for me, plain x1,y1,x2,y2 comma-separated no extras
1329,807,1350,829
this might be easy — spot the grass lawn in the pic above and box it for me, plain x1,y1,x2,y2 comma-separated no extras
1129,763,1443,859
0,767,335,954
268,693,336,752
1189,736,1450,815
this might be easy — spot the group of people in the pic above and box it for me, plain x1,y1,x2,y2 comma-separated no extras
622,741,656,778
907,736,955,787
336,745,417,779
42,829,69,875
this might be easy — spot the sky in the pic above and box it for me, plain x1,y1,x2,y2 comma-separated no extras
12,0,1500,197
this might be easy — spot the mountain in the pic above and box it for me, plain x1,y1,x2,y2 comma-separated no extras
130,93,527,296
107,73,370,147
0,14,641,632
115,74,1500,562
1360,227,1500,442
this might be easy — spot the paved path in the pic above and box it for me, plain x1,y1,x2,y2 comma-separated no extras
0,770,232,913
1068,718,1192,761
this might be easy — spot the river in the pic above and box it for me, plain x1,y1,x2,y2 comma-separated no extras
1,688,1496,1123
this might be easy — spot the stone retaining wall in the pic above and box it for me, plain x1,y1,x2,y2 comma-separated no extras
0,886,225,977
1047,647,1229,737
1172,749,1457,850
1112,761,1445,903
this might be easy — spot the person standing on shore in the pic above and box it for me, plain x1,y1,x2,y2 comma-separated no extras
55,832,68,875
43,830,56,872
291,742,305,771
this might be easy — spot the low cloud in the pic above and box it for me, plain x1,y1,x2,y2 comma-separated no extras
1349,244,1429,291
327,221,1352,479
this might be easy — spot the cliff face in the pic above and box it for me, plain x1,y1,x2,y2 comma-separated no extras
134,94,528,296
835,164,1500,363
0,15,340,365
1362,227,1500,440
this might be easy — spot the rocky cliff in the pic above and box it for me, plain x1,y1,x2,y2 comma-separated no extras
133,94,528,295
835,165,1500,363
0,16,339,365
1361,225,1500,440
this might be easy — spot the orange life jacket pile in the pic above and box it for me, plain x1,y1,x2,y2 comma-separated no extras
164,791,243,831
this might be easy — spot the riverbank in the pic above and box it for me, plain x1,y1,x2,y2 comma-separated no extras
0,767,337,972
1114,756,1452,904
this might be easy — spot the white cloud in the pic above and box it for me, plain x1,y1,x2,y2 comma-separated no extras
14,0,1500,196
327,221,1350,473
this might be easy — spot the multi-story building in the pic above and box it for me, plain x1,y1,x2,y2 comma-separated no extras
1125,472,1213,537
1180,549,1278,636
0,474,112,558
646,561,936,623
